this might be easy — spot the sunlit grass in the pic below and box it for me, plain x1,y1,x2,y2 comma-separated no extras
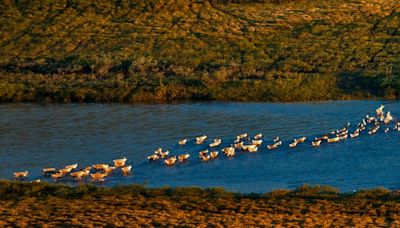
0,0,399,102
1,180,400,226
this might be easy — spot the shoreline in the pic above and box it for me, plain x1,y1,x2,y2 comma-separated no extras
0,180,397,199
0,96,395,105
1,181,400,226
0,179,398,196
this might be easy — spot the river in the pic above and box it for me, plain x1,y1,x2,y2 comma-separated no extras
1,100,400,193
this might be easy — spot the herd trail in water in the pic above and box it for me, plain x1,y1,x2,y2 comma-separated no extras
12,105,397,184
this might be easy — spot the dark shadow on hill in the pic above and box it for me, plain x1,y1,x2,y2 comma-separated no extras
336,71,380,98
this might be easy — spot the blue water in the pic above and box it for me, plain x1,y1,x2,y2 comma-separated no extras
1,100,400,193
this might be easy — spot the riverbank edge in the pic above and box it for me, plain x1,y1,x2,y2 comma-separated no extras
0,95,396,105
1,72,397,103
2,180,400,226
0,180,396,200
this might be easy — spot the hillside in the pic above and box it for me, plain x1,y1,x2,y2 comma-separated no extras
0,0,399,102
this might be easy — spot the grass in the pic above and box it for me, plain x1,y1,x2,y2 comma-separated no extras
0,0,399,102
1,180,400,226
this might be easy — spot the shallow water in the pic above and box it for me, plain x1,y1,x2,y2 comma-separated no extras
1,100,400,193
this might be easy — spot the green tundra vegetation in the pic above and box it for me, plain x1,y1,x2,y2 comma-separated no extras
1,181,400,226
0,0,399,102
